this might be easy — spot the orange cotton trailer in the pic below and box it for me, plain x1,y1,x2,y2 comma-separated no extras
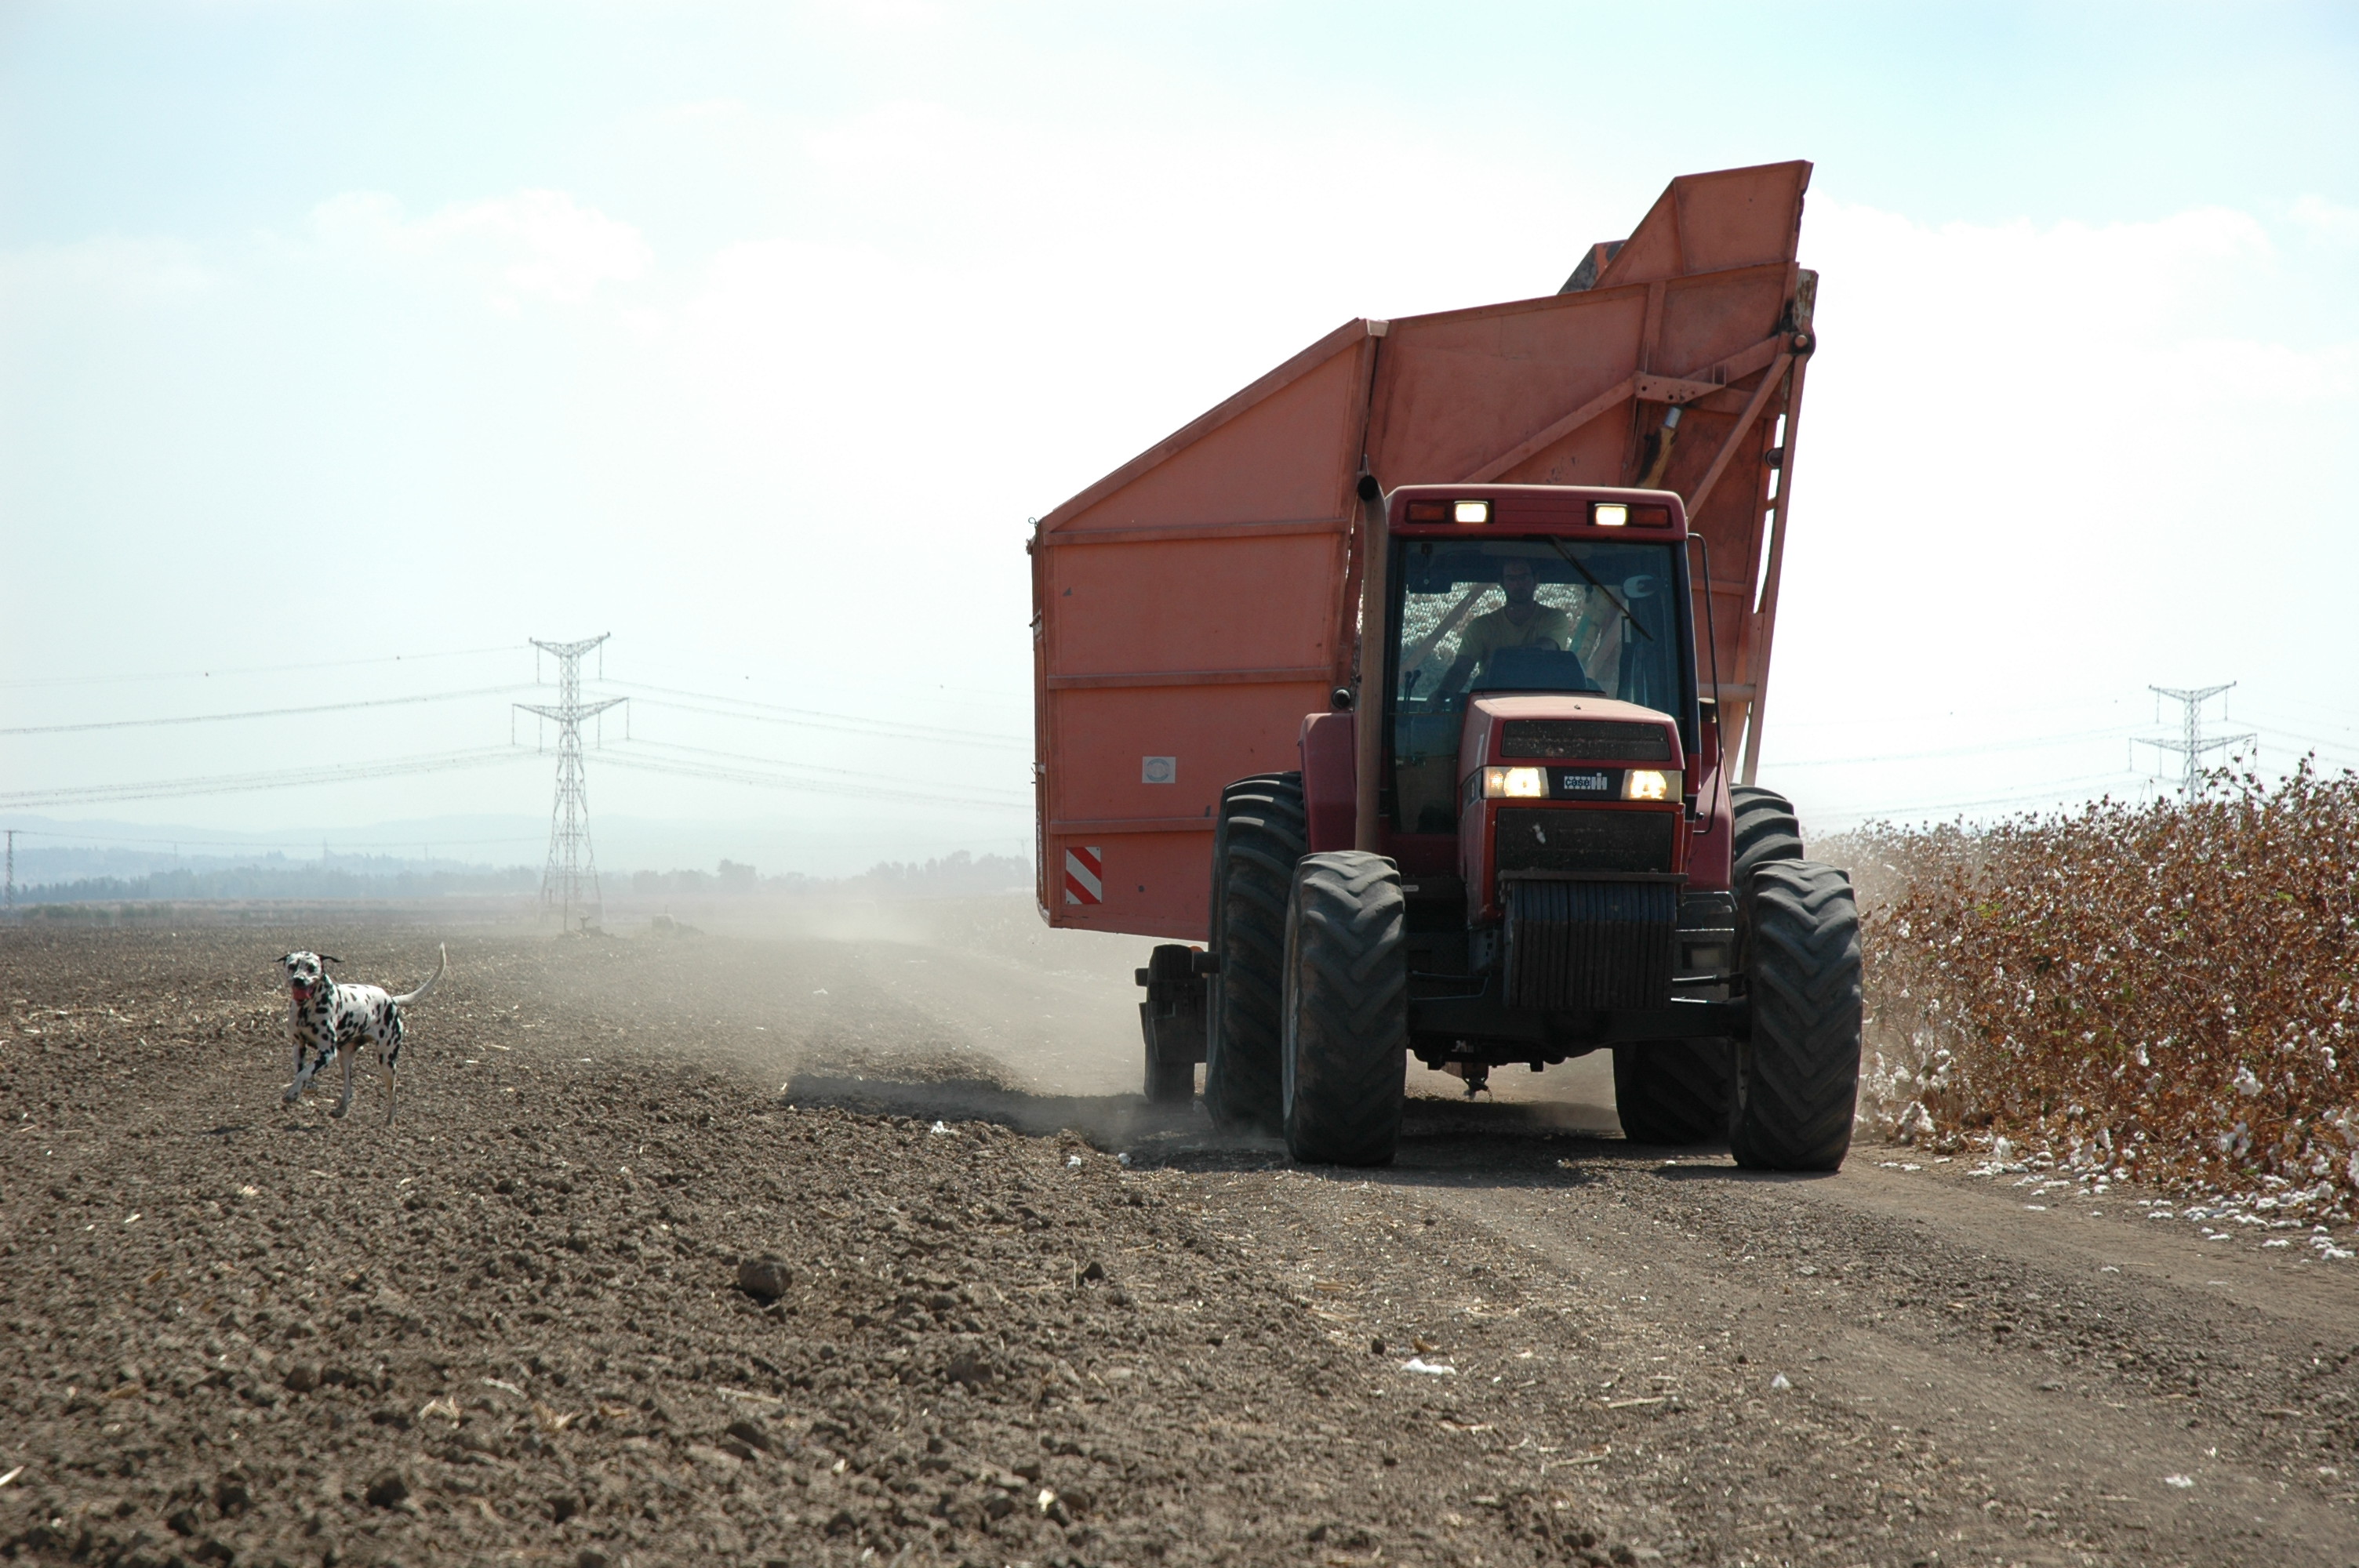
1032,161,1816,941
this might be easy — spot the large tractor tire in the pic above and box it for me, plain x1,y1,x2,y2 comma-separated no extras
1628,786,1805,1145
1610,1039,1733,1145
1729,861,1863,1171
1203,773,1307,1132
1279,851,1408,1166
1730,784,1805,894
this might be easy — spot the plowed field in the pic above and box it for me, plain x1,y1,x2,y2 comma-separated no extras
4,911,2355,1568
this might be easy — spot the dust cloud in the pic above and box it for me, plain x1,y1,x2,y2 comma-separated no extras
566,890,1623,1148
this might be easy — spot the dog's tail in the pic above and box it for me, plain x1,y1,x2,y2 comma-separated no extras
394,943,449,1006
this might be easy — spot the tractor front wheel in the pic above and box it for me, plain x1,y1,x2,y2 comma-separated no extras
1280,851,1408,1167
1729,861,1863,1171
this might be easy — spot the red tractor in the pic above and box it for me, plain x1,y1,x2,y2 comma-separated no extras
1032,162,1859,1170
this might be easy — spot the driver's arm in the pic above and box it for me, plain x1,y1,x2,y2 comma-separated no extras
1434,650,1480,699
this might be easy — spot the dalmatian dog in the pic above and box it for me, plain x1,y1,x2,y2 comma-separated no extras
278,945,447,1123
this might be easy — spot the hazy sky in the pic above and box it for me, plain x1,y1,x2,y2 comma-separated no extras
4,2,2356,869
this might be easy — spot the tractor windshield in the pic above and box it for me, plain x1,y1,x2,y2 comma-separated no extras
1388,535,1688,833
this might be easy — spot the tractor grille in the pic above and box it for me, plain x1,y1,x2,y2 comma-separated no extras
1494,808,1676,874
1499,719,1674,761
1502,878,1679,1011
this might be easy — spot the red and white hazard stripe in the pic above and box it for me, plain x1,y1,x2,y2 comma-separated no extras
1063,844,1103,906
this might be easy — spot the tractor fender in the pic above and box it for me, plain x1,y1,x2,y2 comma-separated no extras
1298,711,1357,853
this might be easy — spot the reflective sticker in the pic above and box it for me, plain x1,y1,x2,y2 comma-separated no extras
1141,756,1176,785
1063,845,1103,906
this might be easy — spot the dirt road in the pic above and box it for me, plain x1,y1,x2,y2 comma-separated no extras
3,910,2354,1567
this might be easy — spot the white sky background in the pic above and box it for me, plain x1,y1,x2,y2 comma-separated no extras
2,1,2355,869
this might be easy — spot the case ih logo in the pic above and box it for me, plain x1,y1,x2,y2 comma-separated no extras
1063,845,1103,906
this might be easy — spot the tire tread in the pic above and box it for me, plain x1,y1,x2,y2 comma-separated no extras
1282,851,1407,1166
1729,860,1862,1171
1203,774,1307,1131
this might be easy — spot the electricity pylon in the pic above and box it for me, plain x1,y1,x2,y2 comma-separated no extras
2139,683,2253,799
516,635,625,931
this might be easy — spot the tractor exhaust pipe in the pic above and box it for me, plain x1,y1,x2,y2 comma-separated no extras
1354,473,1387,852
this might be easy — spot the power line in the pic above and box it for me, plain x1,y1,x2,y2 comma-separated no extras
2241,704,2359,735
618,695,1029,751
0,746,533,809
0,684,533,736
0,641,525,691
0,826,544,852
1769,695,2138,734
1819,769,2153,824
1771,723,2143,768
2251,741,2359,771
2237,720,2359,760
598,679,1027,748
600,749,1030,812
616,736,1028,800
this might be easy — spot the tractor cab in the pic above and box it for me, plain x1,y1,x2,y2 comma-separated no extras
1379,486,1704,905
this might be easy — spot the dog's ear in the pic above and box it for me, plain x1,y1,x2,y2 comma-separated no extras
319,955,342,965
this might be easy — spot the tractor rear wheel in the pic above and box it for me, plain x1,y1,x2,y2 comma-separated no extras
1280,851,1408,1166
1611,1039,1732,1145
1730,784,1805,893
1137,943,1202,1106
1203,773,1307,1133
1730,861,1862,1171
1143,1036,1196,1105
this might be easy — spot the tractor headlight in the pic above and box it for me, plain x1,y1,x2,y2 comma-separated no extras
1483,766,1547,799
1621,768,1674,801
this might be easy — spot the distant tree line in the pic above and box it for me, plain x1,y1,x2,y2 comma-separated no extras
19,864,540,906
15,849,1032,908
631,851,1030,899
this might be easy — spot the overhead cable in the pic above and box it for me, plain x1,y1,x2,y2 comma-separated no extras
1771,695,2138,734
0,826,544,852
1830,770,2153,822
599,679,1026,748
0,641,527,691
612,737,1028,798
2,684,536,736
2241,724,2359,761
1772,723,2143,768
0,746,536,809
597,752,1030,812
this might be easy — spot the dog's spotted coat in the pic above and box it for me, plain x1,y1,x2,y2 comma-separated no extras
278,946,445,1122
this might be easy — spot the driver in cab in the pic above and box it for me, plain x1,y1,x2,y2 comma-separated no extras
1436,557,1573,698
